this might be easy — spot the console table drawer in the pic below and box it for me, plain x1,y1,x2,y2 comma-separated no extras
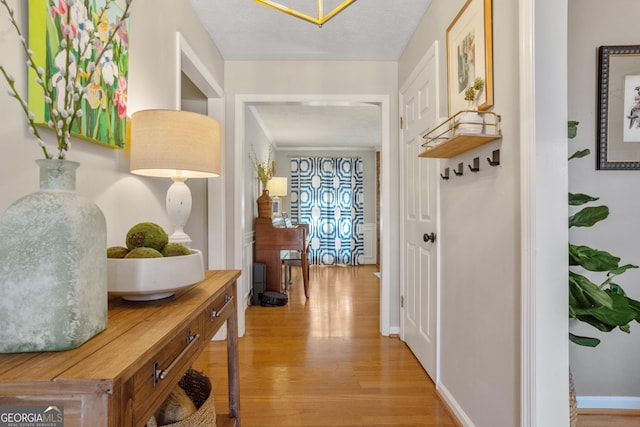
204,282,235,339
132,319,204,425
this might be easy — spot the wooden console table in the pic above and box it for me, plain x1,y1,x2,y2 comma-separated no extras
0,270,241,427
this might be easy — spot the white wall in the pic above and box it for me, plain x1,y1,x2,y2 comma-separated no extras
529,0,571,423
568,0,640,400
239,107,272,306
245,109,272,223
0,1,224,260
399,0,562,425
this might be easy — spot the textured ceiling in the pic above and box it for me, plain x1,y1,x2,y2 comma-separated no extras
249,103,381,150
188,1,432,148
189,0,432,61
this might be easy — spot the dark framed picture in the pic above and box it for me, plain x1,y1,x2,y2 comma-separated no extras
597,45,640,170
446,0,494,116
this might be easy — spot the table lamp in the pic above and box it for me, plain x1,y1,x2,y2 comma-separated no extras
130,109,220,247
267,176,288,216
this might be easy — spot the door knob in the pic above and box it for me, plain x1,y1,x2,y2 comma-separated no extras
423,232,436,243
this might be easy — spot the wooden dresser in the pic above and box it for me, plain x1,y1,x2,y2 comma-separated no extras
0,270,241,427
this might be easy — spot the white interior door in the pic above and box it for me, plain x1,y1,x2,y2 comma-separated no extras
399,44,439,382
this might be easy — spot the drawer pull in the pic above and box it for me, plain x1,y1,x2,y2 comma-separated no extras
153,331,200,386
211,295,234,319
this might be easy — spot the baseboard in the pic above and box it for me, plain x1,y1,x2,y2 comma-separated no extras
388,326,400,336
436,382,475,427
578,395,640,410
430,387,640,425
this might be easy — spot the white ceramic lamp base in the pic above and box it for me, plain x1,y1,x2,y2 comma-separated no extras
166,177,192,247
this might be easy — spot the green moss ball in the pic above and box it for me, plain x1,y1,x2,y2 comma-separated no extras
162,243,192,257
126,222,168,251
107,246,129,258
124,247,163,259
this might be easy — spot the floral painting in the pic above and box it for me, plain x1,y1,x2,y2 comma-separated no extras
27,0,130,148
446,0,493,116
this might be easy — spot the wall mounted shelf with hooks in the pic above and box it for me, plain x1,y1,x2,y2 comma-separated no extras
419,111,502,158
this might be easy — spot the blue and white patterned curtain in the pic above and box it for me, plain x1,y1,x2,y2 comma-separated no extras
290,157,364,266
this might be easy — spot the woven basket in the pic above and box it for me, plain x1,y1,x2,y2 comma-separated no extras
160,369,216,427
569,369,578,427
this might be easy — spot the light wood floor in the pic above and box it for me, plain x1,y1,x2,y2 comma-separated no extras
577,410,640,427
194,265,640,426
194,264,457,426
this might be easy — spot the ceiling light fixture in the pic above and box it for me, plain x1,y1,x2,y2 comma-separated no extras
254,0,357,27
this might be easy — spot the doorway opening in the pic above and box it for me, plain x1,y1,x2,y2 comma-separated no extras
234,94,393,335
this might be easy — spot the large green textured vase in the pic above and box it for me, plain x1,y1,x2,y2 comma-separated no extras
0,159,108,352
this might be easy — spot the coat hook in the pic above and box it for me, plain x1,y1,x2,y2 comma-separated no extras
468,157,480,172
453,162,464,176
440,167,450,180
487,149,500,166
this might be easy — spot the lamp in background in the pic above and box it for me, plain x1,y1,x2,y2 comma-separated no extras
267,176,288,216
254,0,357,28
130,109,220,247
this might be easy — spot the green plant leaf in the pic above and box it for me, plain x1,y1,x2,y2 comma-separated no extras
620,324,631,333
569,193,599,206
590,291,638,327
569,244,620,271
573,314,618,332
569,205,609,228
609,264,639,275
609,283,627,296
569,149,591,160
569,271,613,312
626,297,640,322
568,121,580,139
569,333,600,347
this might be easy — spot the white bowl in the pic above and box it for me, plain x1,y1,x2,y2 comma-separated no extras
107,249,204,301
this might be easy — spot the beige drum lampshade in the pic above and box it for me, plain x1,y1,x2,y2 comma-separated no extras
130,109,220,178
267,176,288,197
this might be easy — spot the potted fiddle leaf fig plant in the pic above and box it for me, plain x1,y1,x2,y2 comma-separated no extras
568,121,640,348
